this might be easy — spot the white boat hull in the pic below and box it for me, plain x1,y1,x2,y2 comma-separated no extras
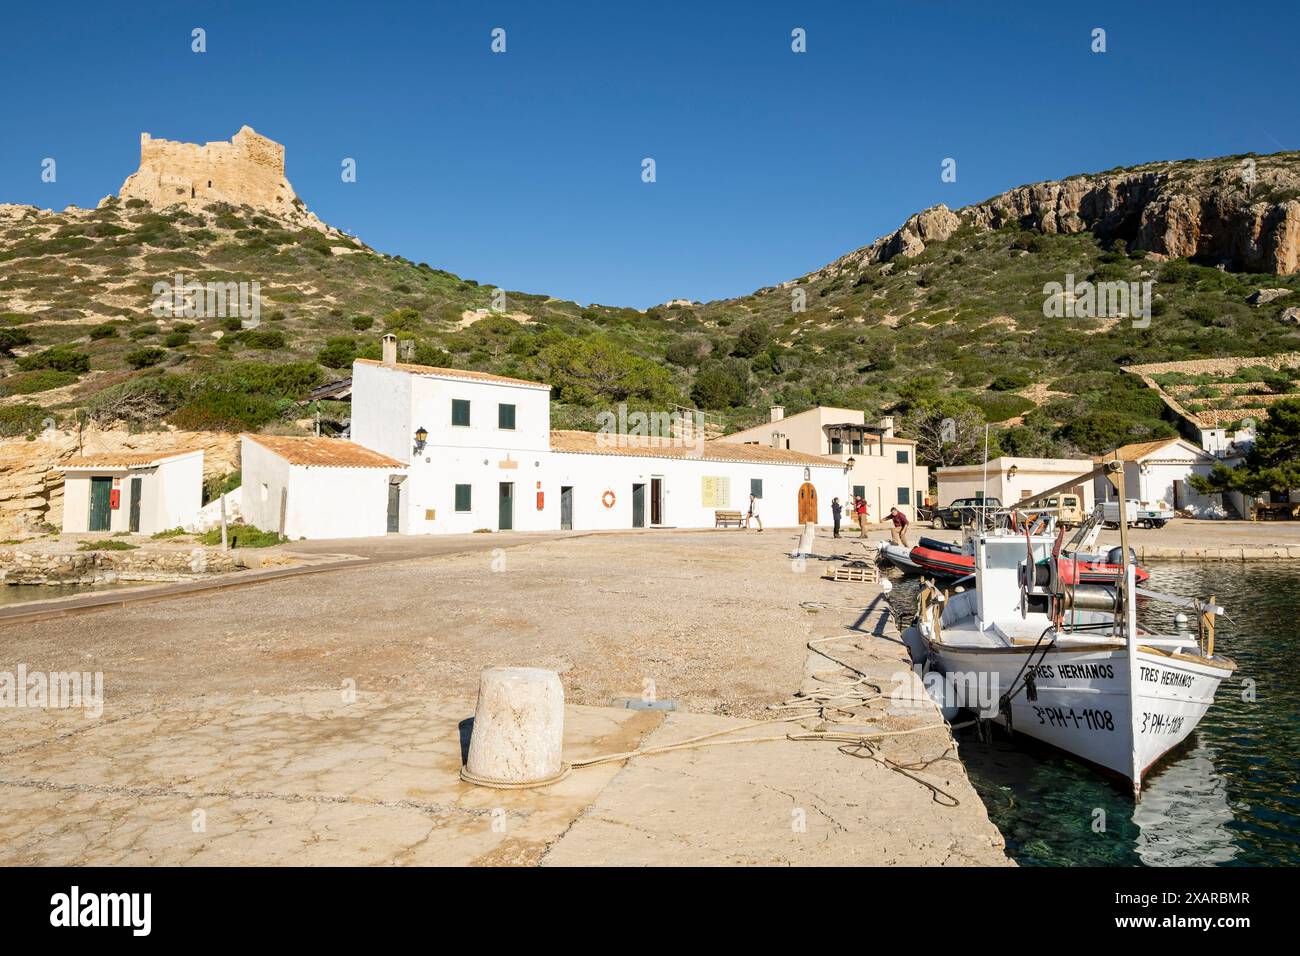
877,541,921,573
929,640,1231,785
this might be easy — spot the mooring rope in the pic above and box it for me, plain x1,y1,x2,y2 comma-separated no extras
465,624,966,808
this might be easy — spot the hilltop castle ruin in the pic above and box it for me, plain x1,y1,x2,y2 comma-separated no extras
115,125,321,225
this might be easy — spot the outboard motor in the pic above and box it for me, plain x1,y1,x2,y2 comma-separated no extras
1106,546,1138,567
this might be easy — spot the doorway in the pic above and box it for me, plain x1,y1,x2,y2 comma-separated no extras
650,477,663,525
560,486,573,530
128,476,143,533
632,483,646,528
89,477,112,532
498,482,514,531
386,477,403,533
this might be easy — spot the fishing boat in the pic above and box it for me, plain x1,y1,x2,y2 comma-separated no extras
905,463,1235,799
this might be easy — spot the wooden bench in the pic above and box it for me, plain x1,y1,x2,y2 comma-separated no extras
715,510,745,528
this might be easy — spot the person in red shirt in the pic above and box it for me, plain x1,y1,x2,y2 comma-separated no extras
888,506,910,547
855,496,868,538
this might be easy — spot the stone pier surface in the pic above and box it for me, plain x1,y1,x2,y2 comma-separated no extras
0,529,1008,866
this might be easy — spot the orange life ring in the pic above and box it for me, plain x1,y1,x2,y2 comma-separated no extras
602,489,616,509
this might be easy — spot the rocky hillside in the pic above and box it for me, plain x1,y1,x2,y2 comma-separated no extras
3,145,1299,525
804,151,1300,281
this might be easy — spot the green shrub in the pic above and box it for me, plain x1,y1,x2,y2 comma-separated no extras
204,362,323,398
241,329,286,350
0,327,33,354
89,322,120,340
0,404,47,437
317,336,357,369
125,347,166,369
0,369,77,396
197,523,285,548
989,370,1031,391
350,316,374,330
169,390,283,431
76,539,139,551
15,346,89,373
163,331,191,347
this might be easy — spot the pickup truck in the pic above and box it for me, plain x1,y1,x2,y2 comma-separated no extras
1102,499,1174,529
929,496,1003,530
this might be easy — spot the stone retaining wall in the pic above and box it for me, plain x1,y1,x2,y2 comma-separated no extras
1,546,243,586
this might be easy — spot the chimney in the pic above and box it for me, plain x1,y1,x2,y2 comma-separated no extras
770,405,785,423
878,416,895,439
382,333,398,366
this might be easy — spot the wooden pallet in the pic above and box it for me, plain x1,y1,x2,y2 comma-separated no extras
830,561,879,583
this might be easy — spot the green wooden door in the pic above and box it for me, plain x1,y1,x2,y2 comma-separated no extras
128,476,142,532
632,483,646,528
89,477,112,532
498,482,513,531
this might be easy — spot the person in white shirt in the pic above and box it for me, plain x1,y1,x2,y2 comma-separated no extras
746,493,763,531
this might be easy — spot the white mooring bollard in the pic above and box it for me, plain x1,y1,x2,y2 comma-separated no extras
796,522,816,557
461,667,567,788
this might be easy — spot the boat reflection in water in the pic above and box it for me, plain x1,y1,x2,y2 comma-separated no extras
1133,740,1237,866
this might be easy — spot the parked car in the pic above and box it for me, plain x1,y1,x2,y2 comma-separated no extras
930,496,1003,529
1102,498,1174,529
1020,493,1086,528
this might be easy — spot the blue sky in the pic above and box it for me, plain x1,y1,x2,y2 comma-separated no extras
2,1,1297,308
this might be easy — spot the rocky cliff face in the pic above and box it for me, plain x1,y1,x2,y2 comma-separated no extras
810,151,1300,280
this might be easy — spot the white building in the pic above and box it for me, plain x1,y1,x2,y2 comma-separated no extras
1093,437,1220,513
237,338,844,539
239,434,406,540
715,405,929,521
60,448,204,535
936,456,1096,510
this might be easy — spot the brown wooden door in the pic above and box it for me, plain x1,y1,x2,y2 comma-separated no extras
798,482,818,524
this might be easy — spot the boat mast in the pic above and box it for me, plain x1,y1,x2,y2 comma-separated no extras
1105,458,1142,800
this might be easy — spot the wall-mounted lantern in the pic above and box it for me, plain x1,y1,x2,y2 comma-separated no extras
844,456,856,473
1007,464,1019,480
413,426,428,454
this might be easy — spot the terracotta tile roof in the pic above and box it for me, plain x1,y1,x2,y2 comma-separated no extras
355,358,549,390
241,434,406,469
549,430,841,468
1095,438,1190,462
61,447,202,469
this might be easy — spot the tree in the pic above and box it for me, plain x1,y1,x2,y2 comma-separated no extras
1191,397,1300,496
533,336,674,405
900,396,991,467
731,321,771,359
691,358,751,410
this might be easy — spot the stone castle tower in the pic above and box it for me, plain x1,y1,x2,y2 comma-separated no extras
116,125,319,224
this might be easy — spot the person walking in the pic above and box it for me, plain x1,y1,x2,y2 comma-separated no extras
746,493,763,532
888,506,910,548
831,497,842,538
855,496,869,538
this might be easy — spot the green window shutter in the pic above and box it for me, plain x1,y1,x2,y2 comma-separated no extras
452,399,471,427
498,403,516,429
454,484,472,511
897,487,910,506
896,449,908,463
750,478,762,499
